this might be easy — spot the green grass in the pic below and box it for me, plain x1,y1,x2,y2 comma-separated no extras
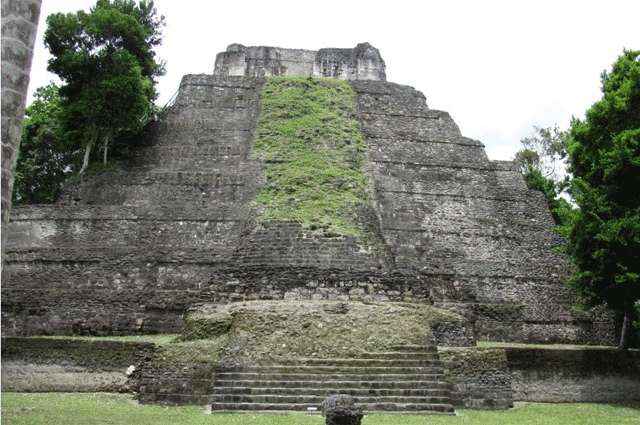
252,76,370,237
2,394,639,425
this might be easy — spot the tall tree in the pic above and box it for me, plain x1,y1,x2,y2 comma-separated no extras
44,0,164,175
13,83,74,204
565,49,640,349
514,126,575,229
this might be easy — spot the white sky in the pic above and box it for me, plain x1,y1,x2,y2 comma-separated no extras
28,0,640,160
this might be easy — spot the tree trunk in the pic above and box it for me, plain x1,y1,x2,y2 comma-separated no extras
618,308,632,350
79,138,94,176
102,136,109,165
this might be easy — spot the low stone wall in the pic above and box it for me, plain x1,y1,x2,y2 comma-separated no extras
1,337,155,392
440,345,640,407
5,335,639,408
505,347,640,403
439,347,513,409
131,337,228,405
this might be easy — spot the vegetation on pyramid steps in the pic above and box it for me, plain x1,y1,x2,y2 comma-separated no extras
179,300,465,363
252,77,371,237
44,0,165,175
565,49,640,349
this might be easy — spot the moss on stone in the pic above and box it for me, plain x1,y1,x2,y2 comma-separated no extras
151,336,229,366
252,77,371,237
1,337,156,370
180,310,233,341
439,347,509,375
133,336,230,404
186,300,465,364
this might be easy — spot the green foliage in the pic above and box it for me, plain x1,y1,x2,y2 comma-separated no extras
12,84,75,204
564,50,640,346
515,125,575,231
252,77,370,237
3,393,640,425
515,125,568,182
522,167,577,234
44,0,164,169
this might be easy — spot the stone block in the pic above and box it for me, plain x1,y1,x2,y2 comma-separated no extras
322,394,364,425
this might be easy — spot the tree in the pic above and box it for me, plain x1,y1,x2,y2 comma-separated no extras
44,0,164,175
515,125,568,182
514,126,575,229
12,83,75,204
565,49,640,349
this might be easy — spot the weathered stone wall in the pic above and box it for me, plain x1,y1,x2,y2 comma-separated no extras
506,347,640,403
1,0,41,238
1,44,614,344
440,346,640,407
439,347,513,409
214,42,386,81
131,338,228,405
1,337,155,392
350,80,614,344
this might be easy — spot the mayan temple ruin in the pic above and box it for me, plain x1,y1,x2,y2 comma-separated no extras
3,43,637,413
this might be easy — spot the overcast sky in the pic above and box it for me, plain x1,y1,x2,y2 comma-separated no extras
28,0,639,160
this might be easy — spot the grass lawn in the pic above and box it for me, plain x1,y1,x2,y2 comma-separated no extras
2,393,639,425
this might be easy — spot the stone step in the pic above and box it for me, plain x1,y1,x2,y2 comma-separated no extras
209,348,453,414
215,379,452,390
215,372,445,382
390,345,437,353
211,386,451,397
271,358,442,367
211,394,451,404
210,402,455,413
220,365,444,375
359,352,439,360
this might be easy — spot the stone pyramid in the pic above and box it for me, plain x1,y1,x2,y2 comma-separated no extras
2,43,613,344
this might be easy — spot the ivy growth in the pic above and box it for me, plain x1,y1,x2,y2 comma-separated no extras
252,76,370,237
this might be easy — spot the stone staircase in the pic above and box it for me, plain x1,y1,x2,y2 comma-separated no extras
210,345,455,414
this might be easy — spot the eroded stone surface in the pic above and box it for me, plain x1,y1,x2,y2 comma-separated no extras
322,394,364,425
185,300,464,364
1,45,614,345
214,43,386,80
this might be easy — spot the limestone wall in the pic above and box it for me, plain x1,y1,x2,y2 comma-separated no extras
439,347,513,409
506,347,640,403
1,337,155,392
440,346,640,407
1,44,614,344
214,43,386,80
350,80,614,344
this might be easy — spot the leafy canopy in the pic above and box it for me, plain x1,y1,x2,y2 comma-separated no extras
12,84,74,204
43,0,164,168
514,125,575,229
565,50,640,318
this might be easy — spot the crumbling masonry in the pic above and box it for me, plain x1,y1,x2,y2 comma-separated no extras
2,43,614,345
